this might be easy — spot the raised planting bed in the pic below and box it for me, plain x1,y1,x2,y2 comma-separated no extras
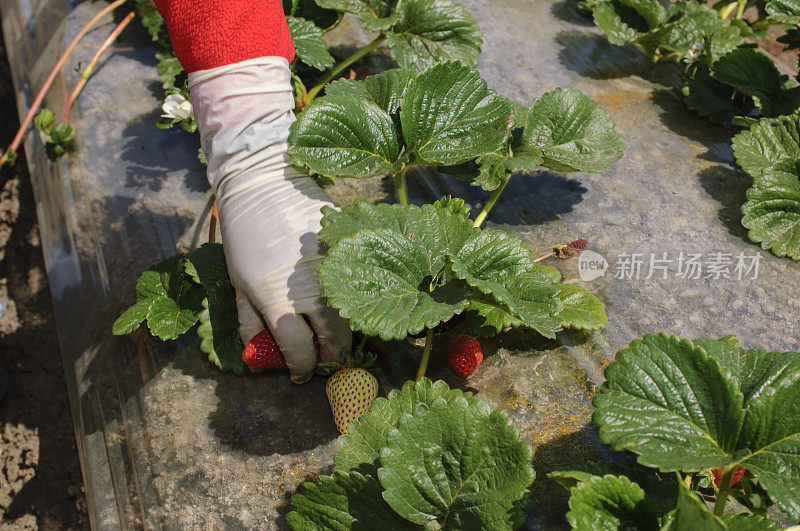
2,0,798,528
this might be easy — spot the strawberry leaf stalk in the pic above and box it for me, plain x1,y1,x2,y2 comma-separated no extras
320,349,379,434
532,238,588,262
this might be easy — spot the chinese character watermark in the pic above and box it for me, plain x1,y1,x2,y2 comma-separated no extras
578,250,761,282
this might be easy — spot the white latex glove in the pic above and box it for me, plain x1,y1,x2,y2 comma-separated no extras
189,57,352,383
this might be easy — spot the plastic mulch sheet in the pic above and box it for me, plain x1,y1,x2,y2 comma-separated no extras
1,0,798,527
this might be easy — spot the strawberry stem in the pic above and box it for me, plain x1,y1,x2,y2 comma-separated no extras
719,1,738,18
394,164,409,206
306,34,386,102
473,178,510,228
415,329,434,381
355,334,368,353
735,0,747,19
530,244,560,254
713,467,735,516
63,11,136,122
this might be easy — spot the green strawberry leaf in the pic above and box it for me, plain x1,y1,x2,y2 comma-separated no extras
439,147,543,192
286,469,417,530
320,200,599,340
694,337,800,404
112,255,203,340
378,396,535,529
592,3,639,46
595,333,800,523
319,197,471,249
550,458,679,510
319,201,407,248
738,376,800,522
741,163,800,261
682,67,750,126
286,16,335,71
592,0,664,46
335,378,482,473
386,0,482,70
441,87,624,189
185,244,247,374
34,108,55,134
711,49,791,118
778,26,800,52
767,0,800,24
447,232,564,337
732,114,800,177
112,301,151,336
400,61,511,165
314,0,400,31
196,297,246,375
135,0,168,44
594,333,746,471
523,86,625,173
661,481,776,529
661,480,727,531
462,270,563,338
155,51,185,89
555,283,607,331
284,0,342,31
289,94,401,179
564,474,663,529
319,202,477,340
649,2,742,63
325,68,416,115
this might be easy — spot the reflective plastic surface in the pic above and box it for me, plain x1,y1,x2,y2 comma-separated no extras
2,0,798,527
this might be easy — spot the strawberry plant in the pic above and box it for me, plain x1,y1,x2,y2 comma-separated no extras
589,0,744,65
287,61,621,378
551,333,800,528
731,115,800,260
300,0,482,101
578,0,800,261
113,243,248,374
0,0,135,168
286,378,536,529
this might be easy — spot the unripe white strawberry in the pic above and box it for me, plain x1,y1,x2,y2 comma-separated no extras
325,367,378,434
321,347,378,434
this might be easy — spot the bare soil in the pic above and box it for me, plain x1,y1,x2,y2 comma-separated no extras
0,23,88,531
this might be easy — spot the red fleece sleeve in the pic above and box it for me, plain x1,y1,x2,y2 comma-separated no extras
152,0,295,73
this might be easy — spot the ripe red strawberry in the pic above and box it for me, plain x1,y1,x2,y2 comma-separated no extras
447,335,483,376
712,466,746,488
242,329,287,370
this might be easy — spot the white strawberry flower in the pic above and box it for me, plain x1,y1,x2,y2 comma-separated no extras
161,93,193,121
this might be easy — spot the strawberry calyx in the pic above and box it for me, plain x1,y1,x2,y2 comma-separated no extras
318,346,376,375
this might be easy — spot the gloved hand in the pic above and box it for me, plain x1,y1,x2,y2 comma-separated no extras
154,0,352,383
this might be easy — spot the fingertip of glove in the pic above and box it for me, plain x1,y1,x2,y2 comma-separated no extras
290,372,313,385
